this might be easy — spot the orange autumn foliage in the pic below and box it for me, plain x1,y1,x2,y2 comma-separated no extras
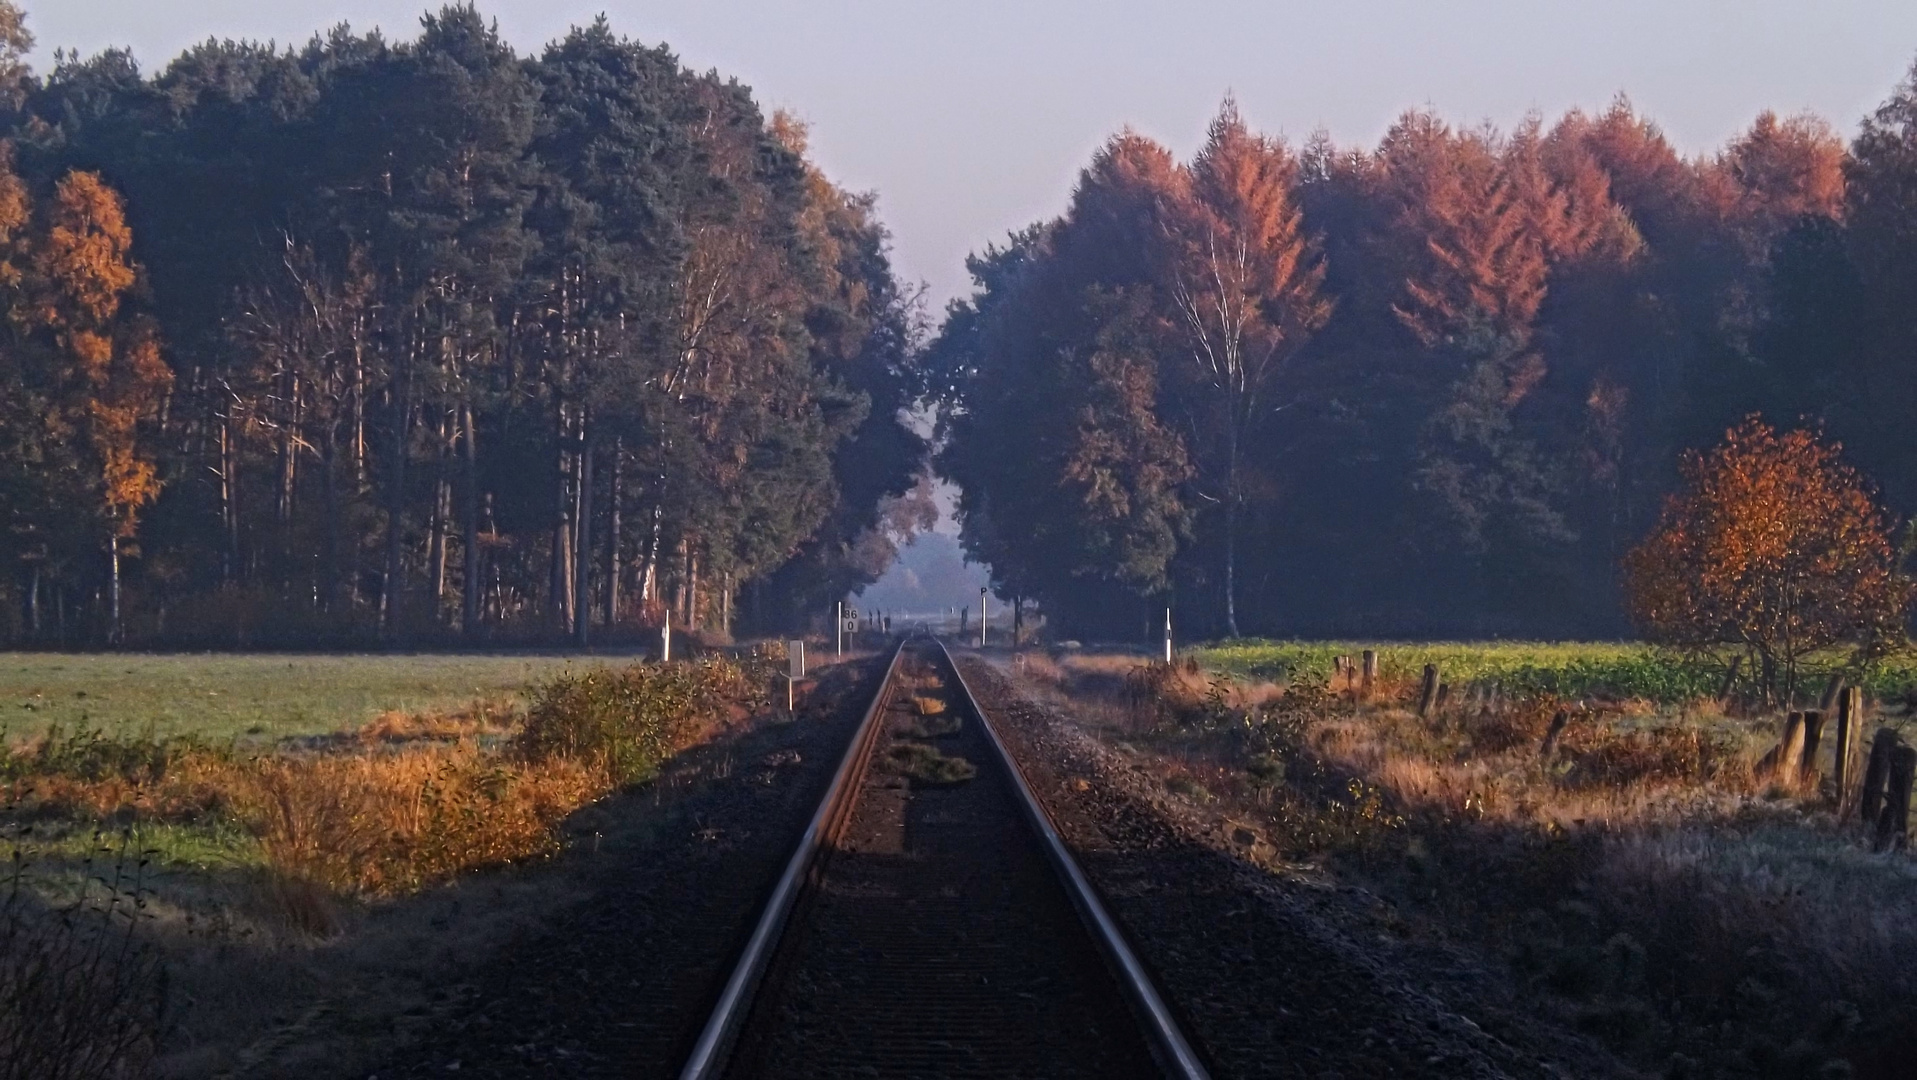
1723,111,1847,229
40,172,137,327
1623,418,1911,700
1376,111,1549,346
14,168,171,538
1156,99,1330,636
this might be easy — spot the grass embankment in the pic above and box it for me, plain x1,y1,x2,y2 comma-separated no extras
0,652,775,1077
4,659,758,893
1016,648,1917,1078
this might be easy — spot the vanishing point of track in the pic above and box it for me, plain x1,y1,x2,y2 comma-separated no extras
679,637,1211,1079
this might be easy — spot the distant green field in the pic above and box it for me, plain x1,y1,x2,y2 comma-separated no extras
1189,640,1917,704
0,653,606,743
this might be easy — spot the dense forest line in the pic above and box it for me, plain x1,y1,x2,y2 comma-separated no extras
0,3,931,648
931,63,1917,641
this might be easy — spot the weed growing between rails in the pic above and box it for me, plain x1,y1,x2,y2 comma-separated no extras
884,742,977,786
883,658,976,785
1008,649,1917,1078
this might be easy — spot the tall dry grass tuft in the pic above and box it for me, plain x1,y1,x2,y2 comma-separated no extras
222,747,607,899
355,696,518,745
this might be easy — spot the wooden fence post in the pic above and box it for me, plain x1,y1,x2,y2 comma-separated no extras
1717,655,1744,709
1540,709,1570,759
1834,687,1861,813
1797,709,1826,781
1873,744,1916,851
1861,727,1900,827
1760,711,1806,781
1418,664,1440,719
1819,672,1845,713
1361,650,1378,693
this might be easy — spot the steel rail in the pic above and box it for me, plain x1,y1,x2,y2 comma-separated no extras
939,640,1213,1080
678,640,907,1080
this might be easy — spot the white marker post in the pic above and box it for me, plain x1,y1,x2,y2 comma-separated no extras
661,612,672,663
1164,607,1173,665
979,587,988,649
836,601,843,658
786,639,805,712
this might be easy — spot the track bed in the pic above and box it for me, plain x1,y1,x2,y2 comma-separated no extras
714,643,1168,1079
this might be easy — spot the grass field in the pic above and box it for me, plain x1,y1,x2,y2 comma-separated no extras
1190,639,1917,703
0,652,607,743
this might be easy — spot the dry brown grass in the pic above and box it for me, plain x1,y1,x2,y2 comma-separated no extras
354,697,518,745
1004,651,1917,1077
221,747,609,900
0,744,612,935
1013,651,1280,735
1306,701,1769,832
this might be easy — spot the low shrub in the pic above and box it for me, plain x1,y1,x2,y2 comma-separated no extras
513,659,751,785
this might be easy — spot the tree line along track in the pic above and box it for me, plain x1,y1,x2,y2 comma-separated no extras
681,637,1210,1079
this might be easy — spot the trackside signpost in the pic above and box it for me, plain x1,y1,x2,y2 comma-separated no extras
786,640,806,712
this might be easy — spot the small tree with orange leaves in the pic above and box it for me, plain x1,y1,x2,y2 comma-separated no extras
40,172,172,642
1624,418,1911,704
0,159,171,643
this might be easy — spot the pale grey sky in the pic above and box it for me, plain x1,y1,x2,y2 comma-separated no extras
27,2,1917,310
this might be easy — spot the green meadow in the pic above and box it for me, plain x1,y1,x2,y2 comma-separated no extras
0,653,601,743
1189,639,1917,704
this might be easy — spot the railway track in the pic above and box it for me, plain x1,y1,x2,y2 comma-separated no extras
680,637,1210,1079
